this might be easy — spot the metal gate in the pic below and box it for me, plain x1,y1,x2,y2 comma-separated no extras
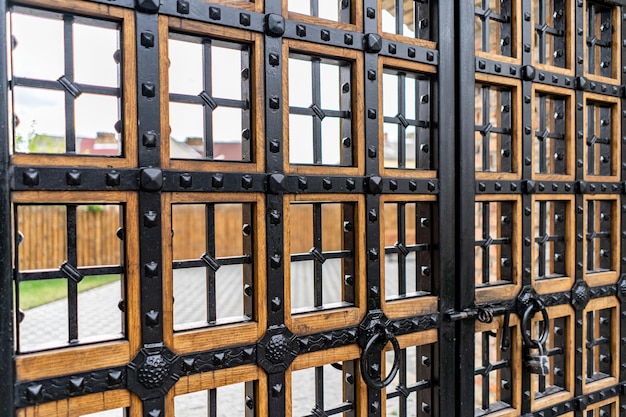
0,0,625,416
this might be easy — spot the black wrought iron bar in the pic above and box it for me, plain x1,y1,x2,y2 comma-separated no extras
66,205,79,343
203,39,214,159
13,77,120,96
386,380,431,399
598,309,612,376
206,204,217,323
397,203,407,295
395,0,403,35
19,265,124,281
599,106,611,177
538,95,547,173
242,205,254,318
598,6,612,79
537,0,546,63
315,365,324,411
310,0,318,18
311,58,323,165
63,14,75,153
481,332,489,409
173,255,251,270
339,59,351,166
474,359,510,376
169,93,249,109
538,202,547,278
481,86,490,171
241,46,251,162
399,349,407,416
500,89,512,173
313,203,323,307
397,72,407,168
481,202,490,285
209,388,217,417
12,204,21,353
290,107,349,119
385,243,430,255
290,250,352,263
499,0,512,56
304,402,353,417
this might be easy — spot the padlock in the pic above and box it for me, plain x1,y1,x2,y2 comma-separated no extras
525,343,550,376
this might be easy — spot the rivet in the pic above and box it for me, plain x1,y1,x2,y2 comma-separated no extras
366,7,375,18
344,33,353,45
388,43,396,54
212,174,224,189
140,32,155,48
240,13,251,26
269,96,280,109
209,6,221,20
296,24,306,37
177,0,189,14
180,173,192,188
241,175,253,189
142,82,156,98
321,29,330,41
408,47,415,58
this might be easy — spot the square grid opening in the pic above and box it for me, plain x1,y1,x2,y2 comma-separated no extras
381,0,435,41
288,201,356,313
168,32,252,162
13,203,125,353
9,6,123,156
475,82,515,174
288,51,353,167
171,202,255,330
383,200,435,301
383,67,433,170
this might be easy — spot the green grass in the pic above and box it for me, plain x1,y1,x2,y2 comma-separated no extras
18,275,120,310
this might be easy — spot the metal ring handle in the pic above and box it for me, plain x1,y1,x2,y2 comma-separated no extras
359,325,401,389
521,299,549,349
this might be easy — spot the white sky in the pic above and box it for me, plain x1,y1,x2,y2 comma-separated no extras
10,4,414,162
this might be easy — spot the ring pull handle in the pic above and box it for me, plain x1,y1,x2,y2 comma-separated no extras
520,298,550,349
359,324,401,389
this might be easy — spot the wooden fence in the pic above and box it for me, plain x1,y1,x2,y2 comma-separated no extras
16,203,412,271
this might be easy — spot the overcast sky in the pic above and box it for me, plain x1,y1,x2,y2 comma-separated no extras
10,5,412,162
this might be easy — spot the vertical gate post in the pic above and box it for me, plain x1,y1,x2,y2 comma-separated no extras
263,0,287,415
455,1,477,416
436,1,457,416
0,1,15,414
134,4,166,416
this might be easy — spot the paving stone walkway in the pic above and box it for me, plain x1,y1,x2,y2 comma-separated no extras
19,260,420,416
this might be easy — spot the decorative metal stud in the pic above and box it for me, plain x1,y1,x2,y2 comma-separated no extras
141,168,163,191
364,34,382,53
240,13,251,26
66,170,81,186
140,32,155,48
106,171,121,187
209,7,221,20
265,14,285,37
177,0,189,14
142,82,156,98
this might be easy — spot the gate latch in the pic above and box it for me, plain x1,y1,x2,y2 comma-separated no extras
358,311,401,389
521,298,550,376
